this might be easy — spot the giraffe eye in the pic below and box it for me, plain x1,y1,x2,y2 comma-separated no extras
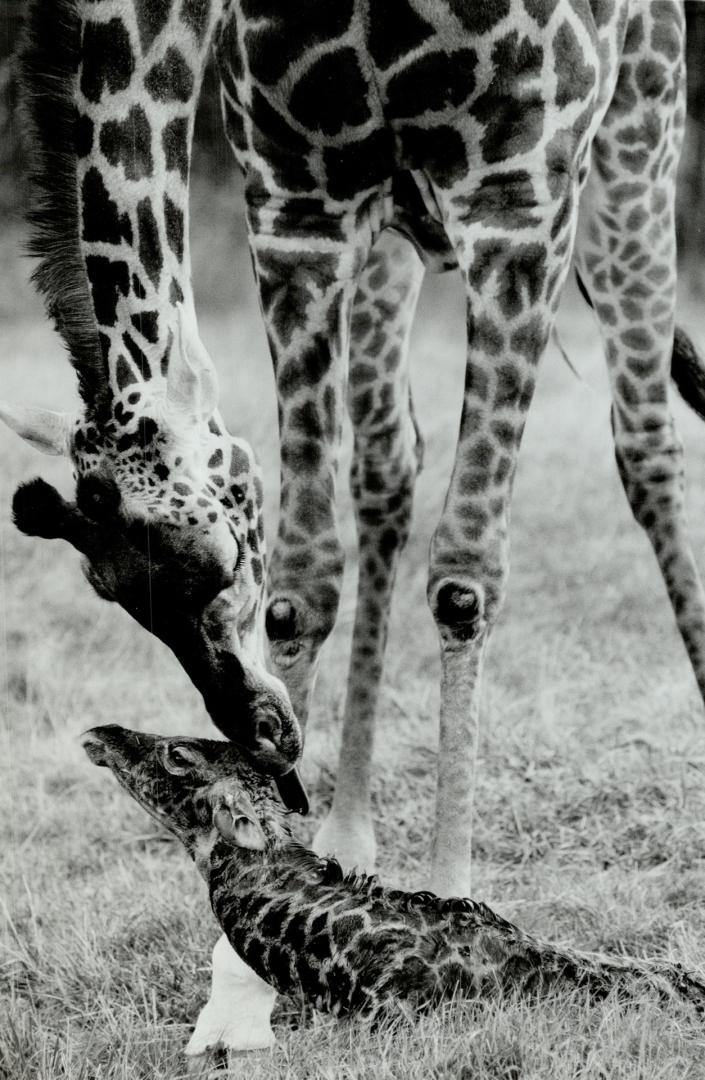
163,744,199,774
231,485,246,505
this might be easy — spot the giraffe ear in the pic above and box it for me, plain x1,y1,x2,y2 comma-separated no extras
0,402,73,456
213,802,267,851
166,306,220,425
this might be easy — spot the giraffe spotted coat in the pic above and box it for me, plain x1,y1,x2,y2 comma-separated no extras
4,0,705,1056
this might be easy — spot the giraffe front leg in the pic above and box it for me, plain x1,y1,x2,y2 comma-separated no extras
185,935,276,1071
313,231,425,871
250,215,375,730
427,178,579,897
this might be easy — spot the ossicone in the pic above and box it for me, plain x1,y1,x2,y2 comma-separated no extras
12,478,72,539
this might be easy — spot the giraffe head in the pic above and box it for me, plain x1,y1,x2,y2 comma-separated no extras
82,724,294,865
1,309,306,806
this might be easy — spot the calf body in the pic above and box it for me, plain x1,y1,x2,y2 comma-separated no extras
83,726,705,1054
208,837,705,1020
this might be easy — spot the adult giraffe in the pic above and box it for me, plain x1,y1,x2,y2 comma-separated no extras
3,0,705,1061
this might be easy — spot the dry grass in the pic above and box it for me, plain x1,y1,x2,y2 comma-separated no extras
1,182,705,1077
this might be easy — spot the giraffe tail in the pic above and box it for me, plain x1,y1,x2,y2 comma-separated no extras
670,325,705,423
562,949,705,1014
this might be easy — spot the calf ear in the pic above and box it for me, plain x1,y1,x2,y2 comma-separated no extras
0,402,73,456
213,802,267,851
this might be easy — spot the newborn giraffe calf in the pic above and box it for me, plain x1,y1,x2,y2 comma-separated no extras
83,725,705,1053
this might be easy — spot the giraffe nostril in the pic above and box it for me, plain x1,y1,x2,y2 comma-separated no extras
255,715,280,749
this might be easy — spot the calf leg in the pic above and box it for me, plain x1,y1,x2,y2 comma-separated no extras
313,230,425,869
186,935,276,1067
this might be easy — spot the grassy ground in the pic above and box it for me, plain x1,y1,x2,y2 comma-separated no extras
1,181,705,1078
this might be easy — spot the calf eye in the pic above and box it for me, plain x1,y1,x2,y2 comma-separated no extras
163,744,199,774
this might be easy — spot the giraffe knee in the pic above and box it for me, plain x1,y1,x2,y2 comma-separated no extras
265,598,301,642
266,581,340,651
429,579,487,645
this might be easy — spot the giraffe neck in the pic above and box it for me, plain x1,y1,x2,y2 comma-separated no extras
72,0,222,405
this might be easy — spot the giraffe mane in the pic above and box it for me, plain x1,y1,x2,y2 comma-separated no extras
19,0,106,404
278,841,518,929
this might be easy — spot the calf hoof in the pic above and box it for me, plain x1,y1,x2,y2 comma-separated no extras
186,1042,274,1077
185,1023,276,1059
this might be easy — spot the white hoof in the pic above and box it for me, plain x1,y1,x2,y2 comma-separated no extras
313,811,377,873
186,935,277,1059
185,1045,269,1078
185,1009,276,1056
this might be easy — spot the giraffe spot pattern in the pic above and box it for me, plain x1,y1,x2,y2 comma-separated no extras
123,331,152,378
164,194,184,260
162,116,189,181
448,0,511,34
80,20,135,103
468,239,547,320
398,124,468,188
82,168,133,246
257,251,337,345
650,1,683,62
144,46,194,102
623,12,644,53
169,277,184,304
135,0,172,54
635,58,668,98
522,0,558,28
385,49,478,120
553,21,596,107
470,32,545,164
368,0,433,68
85,256,130,327
137,198,163,288
180,0,211,43
455,171,540,230
130,311,159,344
132,274,148,300
289,49,371,135
100,106,154,180
242,0,354,86
116,355,138,390
323,130,394,201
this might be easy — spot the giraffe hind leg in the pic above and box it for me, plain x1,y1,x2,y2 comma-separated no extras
313,230,425,871
574,3,705,701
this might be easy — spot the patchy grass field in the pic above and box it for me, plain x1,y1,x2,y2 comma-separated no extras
1,182,705,1078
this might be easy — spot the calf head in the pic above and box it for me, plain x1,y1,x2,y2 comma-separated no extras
82,725,298,861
